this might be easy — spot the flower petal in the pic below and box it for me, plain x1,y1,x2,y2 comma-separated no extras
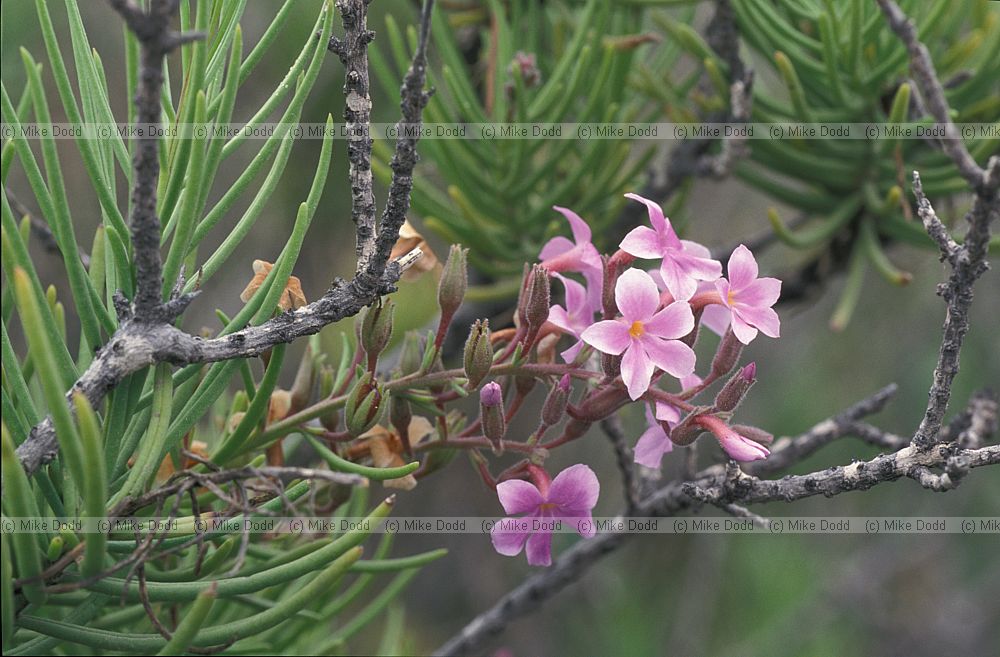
552,205,592,244
538,236,574,261
554,273,590,319
726,244,758,290
735,305,780,338
558,508,597,538
615,268,660,321
674,249,723,282
524,527,554,566
548,464,600,513
654,401,681,424
581,320,631,355
560,340,584,363
634,423,671,468
659,257,698,301
700,302,732,335
619,226,664,259
624,192,671,238
738,277,782,308
730,313,759,345
621,341,655,400
716,432,770,462
546,305,575,334
490,518,532,557
640,336,696,380
496,479,544,515
644,300,695,339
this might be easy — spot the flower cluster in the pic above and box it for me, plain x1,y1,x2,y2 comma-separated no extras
542,193,781,463
488,194,782,567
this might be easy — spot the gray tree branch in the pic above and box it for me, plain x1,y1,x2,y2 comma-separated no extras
14,0,437,477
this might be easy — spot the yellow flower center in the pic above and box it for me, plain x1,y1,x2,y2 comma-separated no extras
540,502,557,510
629,320,645,338
727,289,737,305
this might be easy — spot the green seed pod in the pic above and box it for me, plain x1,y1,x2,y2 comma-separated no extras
463,319,493,389
438,244,468,328
345,372,384,437
361,299,395,365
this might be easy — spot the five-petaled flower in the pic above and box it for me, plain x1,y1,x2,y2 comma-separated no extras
491,464,600,567
619,193,722,301
712,245,781,345
581,268,696,400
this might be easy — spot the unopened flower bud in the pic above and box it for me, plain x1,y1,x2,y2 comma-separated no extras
345,372,384,437
602,352,622,379
437,244,468,333
318,366,340,431
541,374,572,426
710,327,744,377
713,362,756,412
563,417,591,442
398,331,424,375
463,319,493,389
361,299,395,366
289,344,316,413
522,265,551,335
668,407,712,446
390,396,412,448
515,373,537,397
480,381,506,454
730,424,774,446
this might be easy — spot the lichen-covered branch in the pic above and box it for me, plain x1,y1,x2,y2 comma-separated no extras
329,0,378,273
15,0,437,477
108,0,203,321
434,408,998,656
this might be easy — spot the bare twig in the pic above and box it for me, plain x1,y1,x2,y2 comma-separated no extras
600,415,639,513
908,162,999,450
748,383,898,474
875,0,985,190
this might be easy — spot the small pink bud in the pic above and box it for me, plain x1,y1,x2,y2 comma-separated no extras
541,374,572,426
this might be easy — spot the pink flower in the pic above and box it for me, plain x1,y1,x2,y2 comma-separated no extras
539,206,603,275
714,245,781,345
634,401,681,468
581,268,696,400
695,414,770,462
490,464,600,567
547,273,597,362
620,193,722,301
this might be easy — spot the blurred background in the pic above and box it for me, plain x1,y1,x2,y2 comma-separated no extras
2,1,997,655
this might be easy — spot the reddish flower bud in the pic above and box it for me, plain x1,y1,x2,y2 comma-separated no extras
520,265,551,337
713,362,756,412
710,326,744,377
541,374,572,426
730,424,774,446
480,381,506,453
515,373,537,397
